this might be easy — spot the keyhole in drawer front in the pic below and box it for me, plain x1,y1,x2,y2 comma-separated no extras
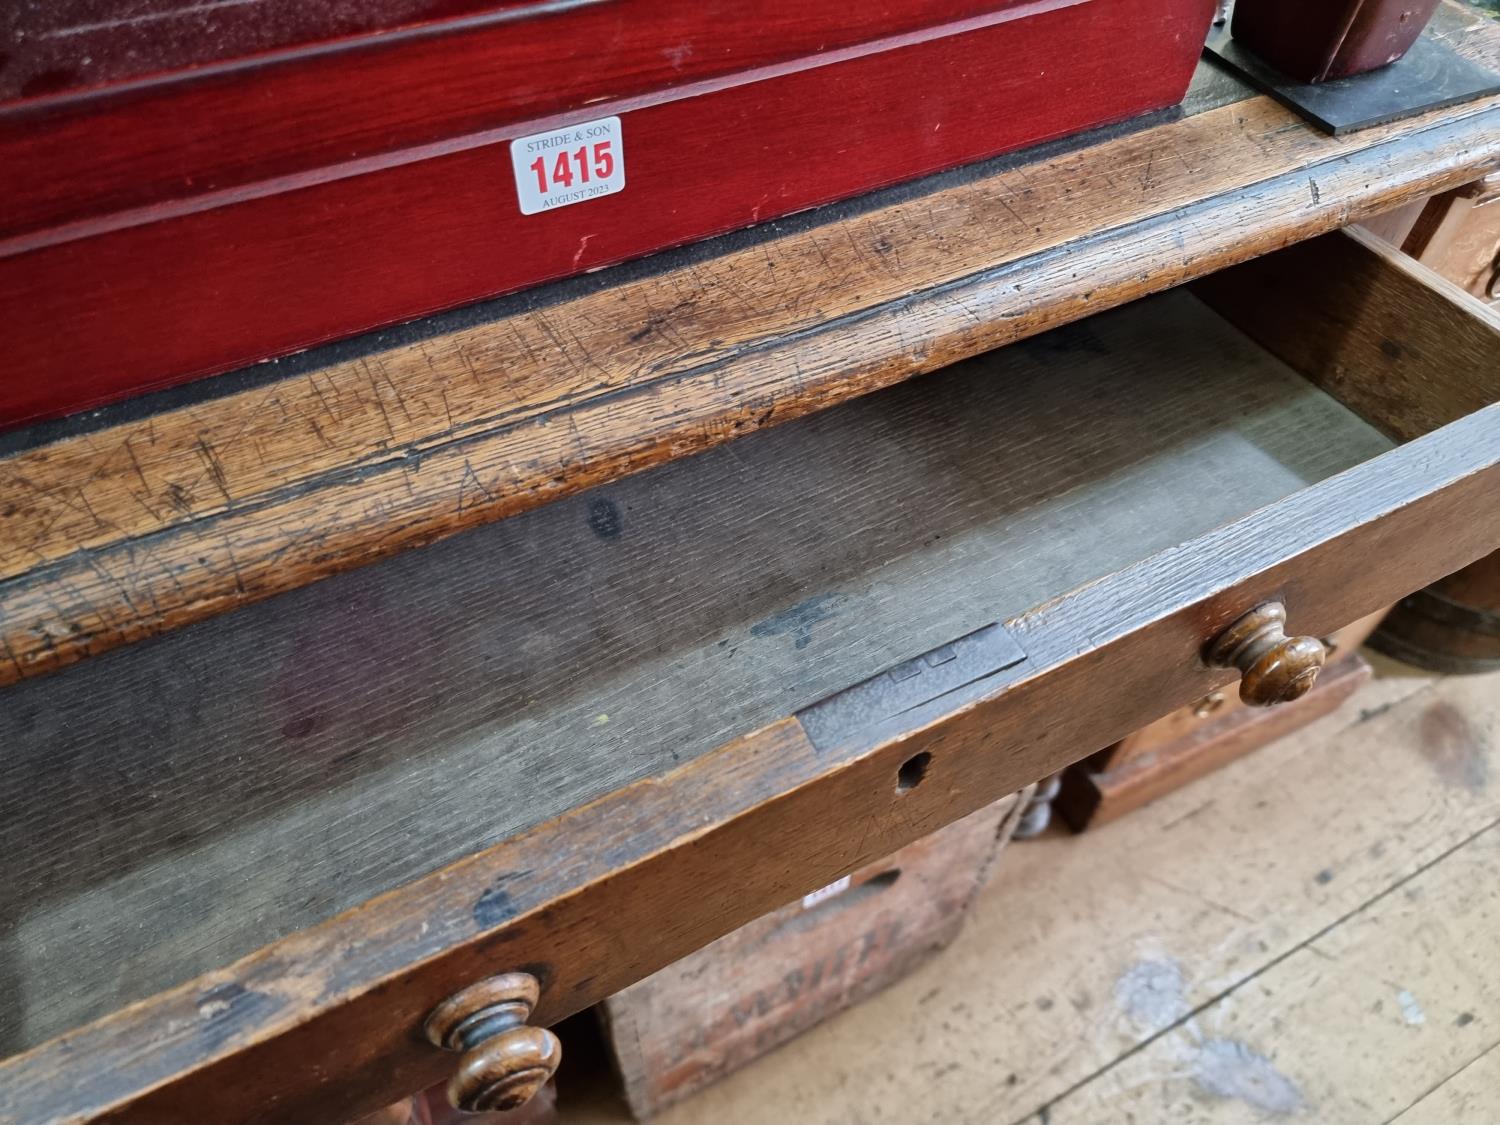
896,751,931,793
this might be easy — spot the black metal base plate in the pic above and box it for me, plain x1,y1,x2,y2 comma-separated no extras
1205,27,1500,135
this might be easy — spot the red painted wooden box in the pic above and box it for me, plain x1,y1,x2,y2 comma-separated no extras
0,0,1216,429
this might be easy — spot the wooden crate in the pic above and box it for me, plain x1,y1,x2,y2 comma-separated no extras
597,791,1030,1118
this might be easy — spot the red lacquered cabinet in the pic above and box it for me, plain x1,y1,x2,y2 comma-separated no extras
0,0,1216,429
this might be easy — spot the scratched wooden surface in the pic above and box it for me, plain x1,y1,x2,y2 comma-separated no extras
563,657,1500,1125
0,290,1393,1058
0,2,1495,685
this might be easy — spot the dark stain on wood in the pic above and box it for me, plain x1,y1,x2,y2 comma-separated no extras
750,593,848,651
1417,699,1490,791
586,498,624,541
473,884,519,930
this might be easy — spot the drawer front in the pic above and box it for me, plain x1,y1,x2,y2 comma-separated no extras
0,230,1495,1124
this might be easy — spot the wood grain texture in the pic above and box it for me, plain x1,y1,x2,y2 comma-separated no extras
0,292,1390,1058
2,38,1499,684
1,302,1496,1122
1359,195,1430,246
1193,226,1500,442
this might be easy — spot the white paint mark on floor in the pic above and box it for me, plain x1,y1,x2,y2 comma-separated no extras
1399,989,1427,1026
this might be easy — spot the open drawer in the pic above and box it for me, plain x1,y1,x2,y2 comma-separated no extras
0,229,1495,1123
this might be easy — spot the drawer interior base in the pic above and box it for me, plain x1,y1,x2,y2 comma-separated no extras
0,289,1393,1054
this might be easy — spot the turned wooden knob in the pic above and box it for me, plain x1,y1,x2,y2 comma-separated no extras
424,973,561,1114
1207,602,1326,707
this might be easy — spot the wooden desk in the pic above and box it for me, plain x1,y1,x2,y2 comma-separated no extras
0,8,1497,1122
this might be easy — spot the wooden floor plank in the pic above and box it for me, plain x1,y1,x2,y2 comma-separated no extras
1389,1041,1500,1124
562,661,1500,1124
1042,823,1500,1123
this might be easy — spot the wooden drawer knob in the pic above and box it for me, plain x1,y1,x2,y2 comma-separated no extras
424,973,561,1114
1208,602,1326,707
